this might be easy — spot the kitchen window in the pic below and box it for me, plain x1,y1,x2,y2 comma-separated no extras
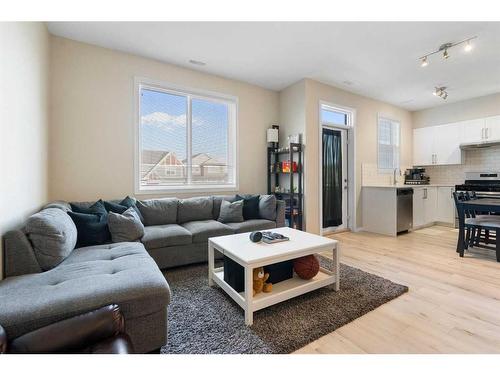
135,79,237,193
378,116,400,172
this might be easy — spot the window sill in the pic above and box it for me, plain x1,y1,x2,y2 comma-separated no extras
135,184,239,195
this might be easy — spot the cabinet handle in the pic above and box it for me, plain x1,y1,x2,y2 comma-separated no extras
424,188,428,199
486,127,489,139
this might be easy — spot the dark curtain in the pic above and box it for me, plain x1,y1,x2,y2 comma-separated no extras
322,128,343,228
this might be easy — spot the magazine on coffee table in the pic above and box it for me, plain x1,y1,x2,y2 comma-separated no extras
261,231,290,244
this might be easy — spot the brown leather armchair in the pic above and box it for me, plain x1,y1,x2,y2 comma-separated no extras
0,304,134,354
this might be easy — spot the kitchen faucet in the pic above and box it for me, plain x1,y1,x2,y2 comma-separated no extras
393,168,400,186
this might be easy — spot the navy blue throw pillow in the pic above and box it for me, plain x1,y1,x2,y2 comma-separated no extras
119,196,144,223
67,211,111,247
104,200,128,214
236,194,260,220
70,199,107,216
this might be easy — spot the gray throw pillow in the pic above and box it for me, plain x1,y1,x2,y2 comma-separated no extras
212,195,237,219
26,208,77,271
259,195,277,220
108,208,145,243
136,198,178,226
178,196,214,223
218,200,244,223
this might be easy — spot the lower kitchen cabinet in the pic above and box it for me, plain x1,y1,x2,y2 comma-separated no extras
413,187,437,227
436,186,455,224
413,186,455,229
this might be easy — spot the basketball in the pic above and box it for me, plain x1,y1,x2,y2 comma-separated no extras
293,255,320,280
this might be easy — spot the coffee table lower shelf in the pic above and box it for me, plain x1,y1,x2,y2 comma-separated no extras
212,267,337,323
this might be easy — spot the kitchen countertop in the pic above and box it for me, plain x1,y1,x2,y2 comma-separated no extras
362,184,455,189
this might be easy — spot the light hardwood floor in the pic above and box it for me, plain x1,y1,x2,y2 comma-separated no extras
295,226,500,354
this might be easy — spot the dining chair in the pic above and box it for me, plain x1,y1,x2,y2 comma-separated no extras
453,192,500,261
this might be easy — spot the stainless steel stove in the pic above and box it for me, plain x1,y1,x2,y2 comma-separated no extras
455,171,500,198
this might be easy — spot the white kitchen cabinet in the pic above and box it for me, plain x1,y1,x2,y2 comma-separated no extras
413,187,425,228
413,124,462,166
436,186,455,224
413,186,438,228
413,186,454,229
485,115,500,141
433,123,463,165
462,118,486,143
424,187,437,224
413,128,434,166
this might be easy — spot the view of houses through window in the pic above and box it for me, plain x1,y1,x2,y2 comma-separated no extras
138,84,236,190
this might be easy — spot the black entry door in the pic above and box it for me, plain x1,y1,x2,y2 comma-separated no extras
322,128,343,228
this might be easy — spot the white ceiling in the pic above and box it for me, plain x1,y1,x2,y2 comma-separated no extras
47,22,500,111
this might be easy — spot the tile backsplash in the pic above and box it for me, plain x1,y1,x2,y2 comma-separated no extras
362,163,411,186
424,145,500,185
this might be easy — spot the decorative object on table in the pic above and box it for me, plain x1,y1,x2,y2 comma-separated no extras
253,267,272,296
261,231,289,244
293,255,320,280
266,125,279,150
249,231,263,243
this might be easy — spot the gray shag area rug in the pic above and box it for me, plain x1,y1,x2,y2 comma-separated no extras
161,257,407,354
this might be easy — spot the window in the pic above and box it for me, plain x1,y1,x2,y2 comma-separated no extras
321,107,349,126
378,116,400,171
136,80,237,192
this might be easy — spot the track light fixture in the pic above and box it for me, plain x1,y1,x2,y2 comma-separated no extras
464,40,473,52
420,56,428,67
418,36,477,67
433,86,448,100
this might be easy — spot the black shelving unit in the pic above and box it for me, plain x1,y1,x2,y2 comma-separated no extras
267,142,303,230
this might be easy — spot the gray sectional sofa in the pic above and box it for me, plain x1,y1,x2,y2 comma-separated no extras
0,194,285,353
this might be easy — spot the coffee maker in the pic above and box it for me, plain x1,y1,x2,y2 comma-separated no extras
404,168,430,185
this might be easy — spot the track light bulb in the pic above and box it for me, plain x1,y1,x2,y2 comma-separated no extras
443,49,449,59
421,56,428,67
464,40,473,52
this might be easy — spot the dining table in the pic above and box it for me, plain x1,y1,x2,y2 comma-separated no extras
456,198,500,261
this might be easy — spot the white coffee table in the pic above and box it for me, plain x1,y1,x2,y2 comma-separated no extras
208,227,339,325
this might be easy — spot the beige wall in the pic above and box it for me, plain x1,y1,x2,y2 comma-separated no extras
0,23,50,279
413,93,500,128
49,36,279,201
287,79,412,233
278,80,306,145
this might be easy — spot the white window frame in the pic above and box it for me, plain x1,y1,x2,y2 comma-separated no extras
134,77,239,194
377,114,400,173
320,103,352,128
